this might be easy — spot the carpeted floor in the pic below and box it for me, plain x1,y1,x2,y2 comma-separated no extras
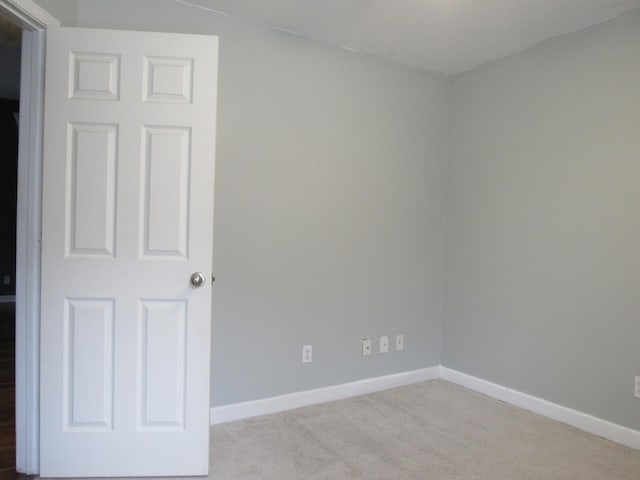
210,380,640,480
29,379,640,479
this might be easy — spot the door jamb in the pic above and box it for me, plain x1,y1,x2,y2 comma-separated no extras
0,0,59,474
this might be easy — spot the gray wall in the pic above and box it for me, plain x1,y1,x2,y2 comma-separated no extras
65,0,449,407
33,0,77,25
445,9,640,430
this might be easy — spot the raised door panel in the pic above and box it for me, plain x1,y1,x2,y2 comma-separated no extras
143,56,193,104
138,300,187,430
66,123,118,257
140,126,191,259
63,298,115,431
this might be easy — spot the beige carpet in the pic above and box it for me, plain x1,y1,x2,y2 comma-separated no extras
210,380,640,479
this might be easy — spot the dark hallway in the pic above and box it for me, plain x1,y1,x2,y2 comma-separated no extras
0,302,14,476
0,80,20,478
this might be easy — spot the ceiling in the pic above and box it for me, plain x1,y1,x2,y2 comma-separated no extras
178,0,640,74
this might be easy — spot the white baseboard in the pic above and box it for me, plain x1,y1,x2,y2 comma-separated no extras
440,366,640,452
211,367,440,425
210,365,640,452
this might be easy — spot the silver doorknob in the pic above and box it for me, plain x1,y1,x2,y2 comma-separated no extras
190,272,205,287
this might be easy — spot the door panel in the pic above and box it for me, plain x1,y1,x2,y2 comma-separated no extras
40,27,217,477
138,299,187,429
67,122,118,256
141,126,191,257
64,298,115,431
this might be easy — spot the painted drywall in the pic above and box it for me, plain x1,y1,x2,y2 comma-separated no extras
55,0,449,407
445,9,640,430
32,0,77,25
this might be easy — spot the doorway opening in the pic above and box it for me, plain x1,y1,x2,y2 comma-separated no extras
0,16,21,476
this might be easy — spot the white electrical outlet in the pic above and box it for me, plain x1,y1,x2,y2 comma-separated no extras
379,336,389,353
635,376,640,398
395,334,404,351
302,345,312,363
362,338,372,356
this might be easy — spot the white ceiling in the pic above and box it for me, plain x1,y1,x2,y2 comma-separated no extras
178,0,640,74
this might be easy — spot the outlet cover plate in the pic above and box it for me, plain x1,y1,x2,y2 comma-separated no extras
395,334,404,351
380,336,389,353
302,345,312,363
362,338,372,356
635,376,640,398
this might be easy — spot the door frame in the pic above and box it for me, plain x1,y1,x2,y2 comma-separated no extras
0,0,59,474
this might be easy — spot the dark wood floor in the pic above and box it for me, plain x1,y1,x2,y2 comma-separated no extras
0,302,15,477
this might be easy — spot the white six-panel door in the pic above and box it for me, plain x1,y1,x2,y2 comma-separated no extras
40,27,217,477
